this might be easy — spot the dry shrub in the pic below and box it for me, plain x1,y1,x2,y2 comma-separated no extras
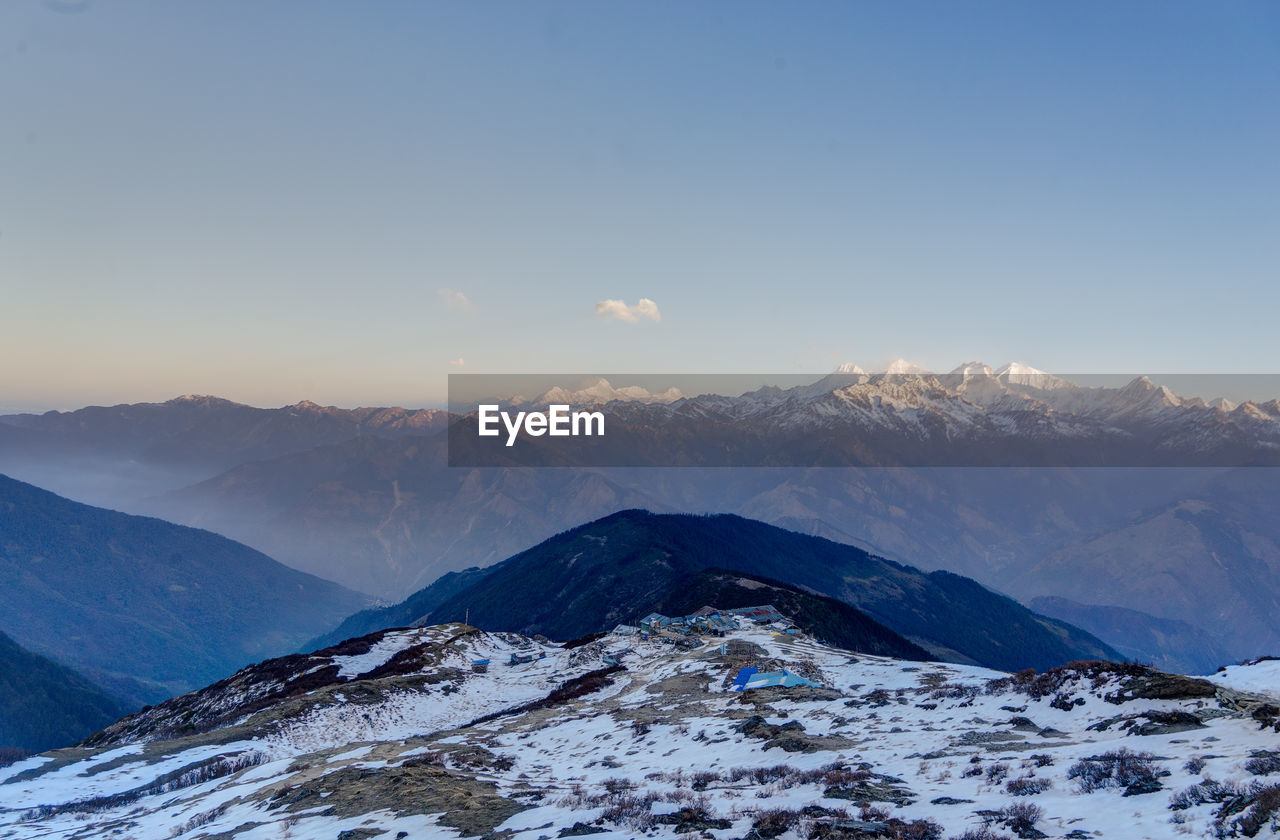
1005,775,1051,796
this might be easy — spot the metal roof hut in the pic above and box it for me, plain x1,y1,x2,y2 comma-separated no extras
638,612,672,632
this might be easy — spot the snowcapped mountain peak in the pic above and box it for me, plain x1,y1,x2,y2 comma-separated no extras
950,361,994,377
881,358,928,375
524,377,684,407
835,362,866,374
990,361,1075,391
994,361,1047,377
1119,375,1157,395
167,394,241,407
1115,376,1184,408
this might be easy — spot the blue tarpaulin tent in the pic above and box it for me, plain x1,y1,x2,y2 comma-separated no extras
731,667,818,692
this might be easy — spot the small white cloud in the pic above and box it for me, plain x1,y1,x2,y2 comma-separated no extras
448,357,466,367
595,297,660,323
438,288,471,311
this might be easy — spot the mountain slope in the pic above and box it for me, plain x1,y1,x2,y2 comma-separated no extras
144,435,667,598
317,565,931,663
0,631,126,754
1010,488,1280,663
309,565,494,650
644,568,932,660
413,510,1117,672
1030,596,1232,676
4,618,1273,840
0,474,368,706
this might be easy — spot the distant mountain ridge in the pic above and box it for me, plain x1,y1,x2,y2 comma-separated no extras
0,396,448,508
453,368,1280,467
326,510,1119,673
2,396,447,466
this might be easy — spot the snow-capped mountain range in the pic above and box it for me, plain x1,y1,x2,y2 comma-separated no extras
462,363,1280,467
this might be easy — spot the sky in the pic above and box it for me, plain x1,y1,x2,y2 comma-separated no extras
2,1,1278,411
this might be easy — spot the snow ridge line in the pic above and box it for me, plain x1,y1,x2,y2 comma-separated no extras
464,665,627,729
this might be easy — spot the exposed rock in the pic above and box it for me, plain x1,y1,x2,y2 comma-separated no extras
955,730,1024,745
655,807,732,832
1131,710,1206,736
262,763,525,837
824,774,916,806
735,715,854,753
337,830,384,840
1106,671,1217,704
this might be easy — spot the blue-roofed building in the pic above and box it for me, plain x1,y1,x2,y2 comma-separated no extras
705,615,737,633
639,612,675,632
731,666,759,690
731,667,820,692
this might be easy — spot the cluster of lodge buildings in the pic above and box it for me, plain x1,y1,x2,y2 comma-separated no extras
611,604,793,649
610,603,823,693
475,604,812,682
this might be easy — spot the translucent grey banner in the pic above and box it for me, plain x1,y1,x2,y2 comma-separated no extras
447,373,1280,467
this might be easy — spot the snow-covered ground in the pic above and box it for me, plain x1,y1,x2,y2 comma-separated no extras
1,622,1278,839
1208,658,1280,699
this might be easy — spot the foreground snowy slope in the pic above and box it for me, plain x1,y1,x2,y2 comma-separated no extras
2,620,1278,839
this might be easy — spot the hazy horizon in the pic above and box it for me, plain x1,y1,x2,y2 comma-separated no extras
9,369,1280,416
4,2,1278,410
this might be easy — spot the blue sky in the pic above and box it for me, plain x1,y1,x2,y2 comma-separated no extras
2,1,1277,409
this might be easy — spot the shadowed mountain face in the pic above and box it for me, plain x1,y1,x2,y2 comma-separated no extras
330,510,1118,673
0,631,127,754
0,474,368,707
314,564,933,664
1029,596,1232,676
634,568,934,661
